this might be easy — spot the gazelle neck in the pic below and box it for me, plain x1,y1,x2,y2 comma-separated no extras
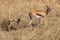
46,6,50,15
46,8,49,15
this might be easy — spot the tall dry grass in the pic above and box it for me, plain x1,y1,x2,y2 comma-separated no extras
0,0,60,40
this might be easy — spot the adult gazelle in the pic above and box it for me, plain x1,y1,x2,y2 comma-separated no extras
28,5,51,26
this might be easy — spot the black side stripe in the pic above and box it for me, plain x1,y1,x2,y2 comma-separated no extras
36,13,44,17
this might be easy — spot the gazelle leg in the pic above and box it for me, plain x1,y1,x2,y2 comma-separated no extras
8,22,12,32
8,24,11,32
38,18,41,26
14,23,18,30
28,20,33,27
28,13,33,27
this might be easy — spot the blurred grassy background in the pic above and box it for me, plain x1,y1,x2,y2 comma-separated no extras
0,0,60,40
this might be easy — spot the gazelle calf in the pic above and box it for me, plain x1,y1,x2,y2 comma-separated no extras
28,5,51,26
8,17,21,31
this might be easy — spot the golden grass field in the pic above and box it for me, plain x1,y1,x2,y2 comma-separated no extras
0,0,60,40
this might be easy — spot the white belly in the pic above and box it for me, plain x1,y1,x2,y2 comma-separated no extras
35,15,41,19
